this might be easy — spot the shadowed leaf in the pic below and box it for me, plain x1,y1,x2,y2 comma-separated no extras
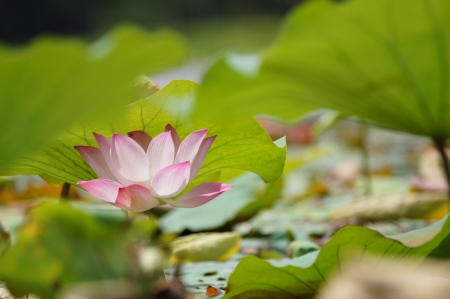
0,24,187,171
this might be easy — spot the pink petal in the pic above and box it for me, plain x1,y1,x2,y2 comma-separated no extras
115,184,159,212
93,132,132,186
164,182,232,208
152,161,190,198
189,135,216,181
127,131,152,151
165,124,181,152
75,146,116,180
175,129,208,164
93,132,111,161
78,179,122,203
110,134,150,183
147,131,175,177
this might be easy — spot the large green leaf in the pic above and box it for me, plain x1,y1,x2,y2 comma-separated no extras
195,0,450,138
0,203,134,299
195,54,317,126
8,80,285,186
0,24,187,171
223,214,450,299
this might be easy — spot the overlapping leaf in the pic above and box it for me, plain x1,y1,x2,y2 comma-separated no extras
8,80,285,186
195,53,317,126
0,24,187,171
223,214,450,298
195,0,450,138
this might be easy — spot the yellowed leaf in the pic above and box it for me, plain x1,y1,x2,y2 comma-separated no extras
170,232,241,263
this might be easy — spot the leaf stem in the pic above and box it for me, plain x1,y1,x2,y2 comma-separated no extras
360,121,372,196
433,138,450,199
60,182,71,201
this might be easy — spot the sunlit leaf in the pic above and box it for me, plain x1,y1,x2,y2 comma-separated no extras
0,203,134,299
170,232,241,263
7,80,286,186
223,214,450,298
195,0,450,139
0,24,187,171
194,53,317,126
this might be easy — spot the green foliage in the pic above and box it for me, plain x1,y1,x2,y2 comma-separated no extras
7,80,286,186
195,0,450,138
0,24,188,172
0,203,134,299
223,215,450,299
195,53,316,126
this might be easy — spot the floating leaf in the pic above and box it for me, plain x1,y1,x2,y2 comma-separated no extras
7,80,285,187
0,24,187,171
159,173,280,233
159,149,319,233
223,214,450,298
287,240,320,258
170,232,241,263
164,258,241,294
160,173,263,233
0,203,134,299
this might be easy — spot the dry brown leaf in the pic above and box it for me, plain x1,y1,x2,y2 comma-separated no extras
329,160,360,184
332,192,449,221
316,258,450,299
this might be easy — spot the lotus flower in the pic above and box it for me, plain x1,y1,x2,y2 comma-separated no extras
75,125,232,212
